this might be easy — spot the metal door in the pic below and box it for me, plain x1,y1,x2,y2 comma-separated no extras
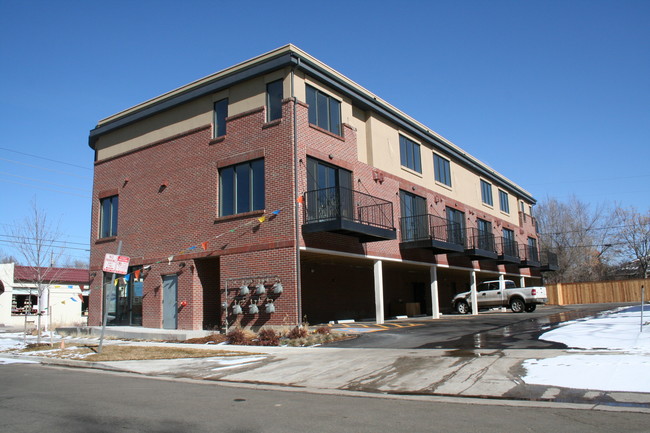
162,274,178,329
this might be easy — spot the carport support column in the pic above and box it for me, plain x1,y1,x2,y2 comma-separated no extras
430,266,440,319
520,275,526,288
470,270,478,315
373,260,384,325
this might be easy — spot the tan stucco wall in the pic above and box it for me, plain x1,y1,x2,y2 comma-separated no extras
94,69,291,161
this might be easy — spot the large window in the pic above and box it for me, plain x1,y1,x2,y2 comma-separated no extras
219,159,265,216
99,195,118,238
434,153,452,186
214,98,228,137
399,190,427,241
399,135,422,173
306,84,341,135
266,80,283,122
480,180,493,206
499,190,509,213
446,207,465,244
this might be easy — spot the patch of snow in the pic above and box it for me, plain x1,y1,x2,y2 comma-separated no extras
523,305,650,392
210,356,266,370
0,358,39,365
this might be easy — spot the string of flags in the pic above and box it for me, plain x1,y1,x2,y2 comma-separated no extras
108,207,286,285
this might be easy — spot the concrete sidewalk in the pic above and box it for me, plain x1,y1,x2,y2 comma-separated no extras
5,337,650,413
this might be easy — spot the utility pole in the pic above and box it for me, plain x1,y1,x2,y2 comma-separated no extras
98,241,122,353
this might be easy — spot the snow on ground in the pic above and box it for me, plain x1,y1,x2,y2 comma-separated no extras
523,305,650,393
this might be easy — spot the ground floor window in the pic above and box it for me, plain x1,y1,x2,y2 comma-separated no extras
11,294,38,315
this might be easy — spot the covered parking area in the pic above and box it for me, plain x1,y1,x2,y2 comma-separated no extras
300,247,543,324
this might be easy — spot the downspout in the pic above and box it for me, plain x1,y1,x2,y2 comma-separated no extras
291,56,303,325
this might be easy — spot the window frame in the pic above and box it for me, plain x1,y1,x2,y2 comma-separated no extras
213,98,228,138
399,135,422,173
219,159,265,217
499,190,510,213
480,180,493,206
434,153,452,187
266,79,283,122
99,195,119,238
305,84,341,135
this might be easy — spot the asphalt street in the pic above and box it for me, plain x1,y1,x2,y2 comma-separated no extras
326,304,623,350
1,364,648,433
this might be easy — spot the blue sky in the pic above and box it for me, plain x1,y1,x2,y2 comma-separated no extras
1,0,648,264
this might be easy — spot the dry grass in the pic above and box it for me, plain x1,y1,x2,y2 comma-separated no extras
21,344,255,362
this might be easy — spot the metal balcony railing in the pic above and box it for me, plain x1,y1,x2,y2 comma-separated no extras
498,237,520,258
518,211,537,228
540,250,559,270
465,227,496,253
399,214,464,246
519,244,540,262
303,186,394,231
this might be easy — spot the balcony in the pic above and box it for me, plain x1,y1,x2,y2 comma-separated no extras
302,186,396,242
464,228,498,260
399,214,465,254
539,250,560,271
518,244,541,268
497,237,521,264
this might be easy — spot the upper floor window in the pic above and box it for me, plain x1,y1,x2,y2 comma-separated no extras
219,159,265,217
99,195,118,238
214,98,228,137
306,84,341,135
499,190,509,213
480,180,493,206
266,79,283,122
399,135,422,173
434,153,451,186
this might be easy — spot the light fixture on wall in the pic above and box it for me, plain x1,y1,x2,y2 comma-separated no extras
239,284,250,296
256,283,266,295
272,282,283,294
265,299,275,313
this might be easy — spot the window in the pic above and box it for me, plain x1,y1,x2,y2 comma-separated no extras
446,207,465,244
434,154,452,186
502,228,516,256
99,195,118,238
266,80,283,121
399,135,422,173
528,237,539,261
306,84,341,135
499,190,509,213
400,190,427,241
480,180,493,206
214,98,228,137
219,159,265,216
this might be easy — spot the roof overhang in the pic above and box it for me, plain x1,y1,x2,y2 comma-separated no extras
88,45,535,203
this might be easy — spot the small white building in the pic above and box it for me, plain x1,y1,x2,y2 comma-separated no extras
0,263,90,328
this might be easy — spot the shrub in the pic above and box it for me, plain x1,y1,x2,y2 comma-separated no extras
226,328,254,345
257,329,280,346
287,326,308,340
315,326,331,335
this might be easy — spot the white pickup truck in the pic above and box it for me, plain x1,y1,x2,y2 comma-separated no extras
452,279,547,314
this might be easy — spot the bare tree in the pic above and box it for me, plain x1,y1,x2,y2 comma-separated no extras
7,201,64,344
613,207,650,279
535,196,615,283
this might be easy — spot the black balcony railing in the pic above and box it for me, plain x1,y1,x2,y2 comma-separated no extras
465,227,496,254
302,186,396,241
497,237,520,263
519,244,541,267
540,250,559,271
399,214,465,253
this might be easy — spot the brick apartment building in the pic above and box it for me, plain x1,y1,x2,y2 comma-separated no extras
88,45,557,330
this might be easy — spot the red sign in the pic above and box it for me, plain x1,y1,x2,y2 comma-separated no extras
102,254,131,275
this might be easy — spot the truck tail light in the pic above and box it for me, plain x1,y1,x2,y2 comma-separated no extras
531,289,537,296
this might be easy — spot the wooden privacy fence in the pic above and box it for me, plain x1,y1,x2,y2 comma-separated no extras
546,278,647,305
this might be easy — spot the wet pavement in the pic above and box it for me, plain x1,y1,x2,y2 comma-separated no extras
326,304,623,350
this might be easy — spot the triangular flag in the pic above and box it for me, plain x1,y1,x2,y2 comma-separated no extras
258,216,266,223
187,246,196,251
114,279,119,286
134,269,141,279
79,294,84,301
124,274,131,282
168,255,174,264
62,300,66,305
272,209,281,215
70,297,79,302
296,196,304,204
143,265,151,270
201,241,208,250
229,229,235,233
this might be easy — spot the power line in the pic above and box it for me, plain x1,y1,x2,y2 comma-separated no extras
0,240,90,252
537,224,637,236
0,147,92,171
0,179,91,199
0,234,89,247
0,158,93,180
0,171,90,192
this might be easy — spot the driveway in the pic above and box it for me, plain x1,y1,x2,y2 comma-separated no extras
325,303,628,350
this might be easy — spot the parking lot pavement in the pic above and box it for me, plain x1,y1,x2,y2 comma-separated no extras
324,303,627,350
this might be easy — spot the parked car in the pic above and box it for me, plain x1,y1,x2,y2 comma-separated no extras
452,279,547,314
